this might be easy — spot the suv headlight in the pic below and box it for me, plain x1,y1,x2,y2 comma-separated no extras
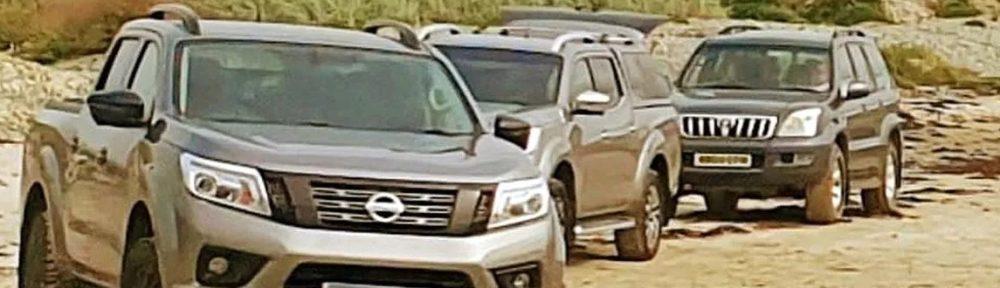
180,153,272,216
777,108,822,138
489,177,550,229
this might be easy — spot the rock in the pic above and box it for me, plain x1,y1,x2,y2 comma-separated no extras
0,53,96,142
882,0,935,24
964,19,988,27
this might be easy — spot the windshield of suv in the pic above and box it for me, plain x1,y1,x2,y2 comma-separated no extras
437,47,562,107
680,44,832,93
177,41,476,135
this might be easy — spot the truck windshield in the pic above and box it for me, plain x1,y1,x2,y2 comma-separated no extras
437,47,562,107
681,45,832,93
178,41,476,135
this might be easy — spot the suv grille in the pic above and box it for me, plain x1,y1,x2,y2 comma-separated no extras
310,181,457,229
681,114,777,140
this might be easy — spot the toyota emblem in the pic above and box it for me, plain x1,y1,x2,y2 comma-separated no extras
365,193,406,223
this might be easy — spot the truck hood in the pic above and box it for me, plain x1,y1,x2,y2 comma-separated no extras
675,89,830,116
162,119,537,183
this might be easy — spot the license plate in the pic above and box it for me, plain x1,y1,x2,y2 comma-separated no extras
694,153,752,168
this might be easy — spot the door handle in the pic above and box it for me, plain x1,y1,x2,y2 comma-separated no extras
601,126,636,139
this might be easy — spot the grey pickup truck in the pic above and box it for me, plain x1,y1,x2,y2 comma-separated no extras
425,7,682,261
19,4,563,288
675,27,905,223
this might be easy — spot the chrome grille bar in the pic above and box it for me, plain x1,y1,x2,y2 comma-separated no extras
679,114,778,140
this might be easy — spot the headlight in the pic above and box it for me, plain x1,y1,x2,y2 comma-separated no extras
180,153,271,216
489,177,549,229
777,108,822,137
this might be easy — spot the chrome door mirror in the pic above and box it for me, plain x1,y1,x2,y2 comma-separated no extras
573,90,612,114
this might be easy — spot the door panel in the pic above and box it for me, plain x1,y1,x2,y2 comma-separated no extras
64,38,158,283
843,43,883,177
569,57,637,216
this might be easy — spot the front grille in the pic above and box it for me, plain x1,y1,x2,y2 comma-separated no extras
681,114,777,140
310,180,458,230
285,264,473,288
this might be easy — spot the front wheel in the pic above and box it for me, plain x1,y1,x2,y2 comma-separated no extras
614,171,663,261
120,238,162,288
862,137,901,215
804,145,849,224
19,209,60,288
548,178,575,257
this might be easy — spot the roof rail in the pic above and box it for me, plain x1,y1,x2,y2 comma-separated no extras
551,32,597,53
417,24,464,40
833,29,868,38
599,34,634,46
362,19,422,50
149,3,201,35
718,25,761,35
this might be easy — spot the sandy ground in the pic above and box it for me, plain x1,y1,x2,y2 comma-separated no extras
0,93,995,287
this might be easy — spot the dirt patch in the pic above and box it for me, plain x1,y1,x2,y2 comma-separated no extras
925,156,1000,179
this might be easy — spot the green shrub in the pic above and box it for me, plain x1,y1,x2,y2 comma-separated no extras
802,0,887,25
935,0,983,18
727,2,802,22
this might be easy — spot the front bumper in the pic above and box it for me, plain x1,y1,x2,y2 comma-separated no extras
161,194,564,288
680,134,835,196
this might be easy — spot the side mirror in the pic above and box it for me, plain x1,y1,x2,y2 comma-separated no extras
494,115,533,150
87,90,147,127
572,90,612,114
840,81,873,99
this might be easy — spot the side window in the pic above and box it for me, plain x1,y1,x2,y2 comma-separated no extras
569,60,594,97
847,44,874,86
862,44,892,90
129,42,160,101
96,38,142,91
622,53,671,100
834,45,855,82
587,58,621,98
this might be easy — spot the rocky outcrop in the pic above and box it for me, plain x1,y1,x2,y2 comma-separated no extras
883,0,935,24
0,53,94,142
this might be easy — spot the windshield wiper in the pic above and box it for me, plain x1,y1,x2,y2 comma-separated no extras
778,86,826,93
694,83,755,90
415,129,472,136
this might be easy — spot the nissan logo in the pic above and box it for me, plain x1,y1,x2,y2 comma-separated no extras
365,193,406,223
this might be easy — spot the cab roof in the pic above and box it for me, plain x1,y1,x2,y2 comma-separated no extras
122,19,428,55
427,33,605,56
705,30,838,49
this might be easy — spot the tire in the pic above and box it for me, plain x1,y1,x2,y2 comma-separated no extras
548,178,576,257
805,145,849,224
703,191,739,219
614,171,663,261
862,137,901,215
18,209,60,288
120,238,162,288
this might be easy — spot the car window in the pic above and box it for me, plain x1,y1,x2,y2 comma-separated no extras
97,38,142,91
847,44,875,86
680,44,832,93
587,58,620,98
436,47,562,107
834,45,855,82
178,41,476,135
622,53,671,100
569,60,594,97
862,44,892,90
129,42,160,101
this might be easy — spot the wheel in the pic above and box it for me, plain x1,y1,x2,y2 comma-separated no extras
862,137,901,215
614,171,663,261
18,209,60,288
703,191,739,219
548,178,575,257
120,237,162,288
805,145,848,224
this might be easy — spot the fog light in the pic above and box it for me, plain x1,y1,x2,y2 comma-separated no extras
511,273,531,288
494,263,540,288
207,257,230,275
197,246,268,287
